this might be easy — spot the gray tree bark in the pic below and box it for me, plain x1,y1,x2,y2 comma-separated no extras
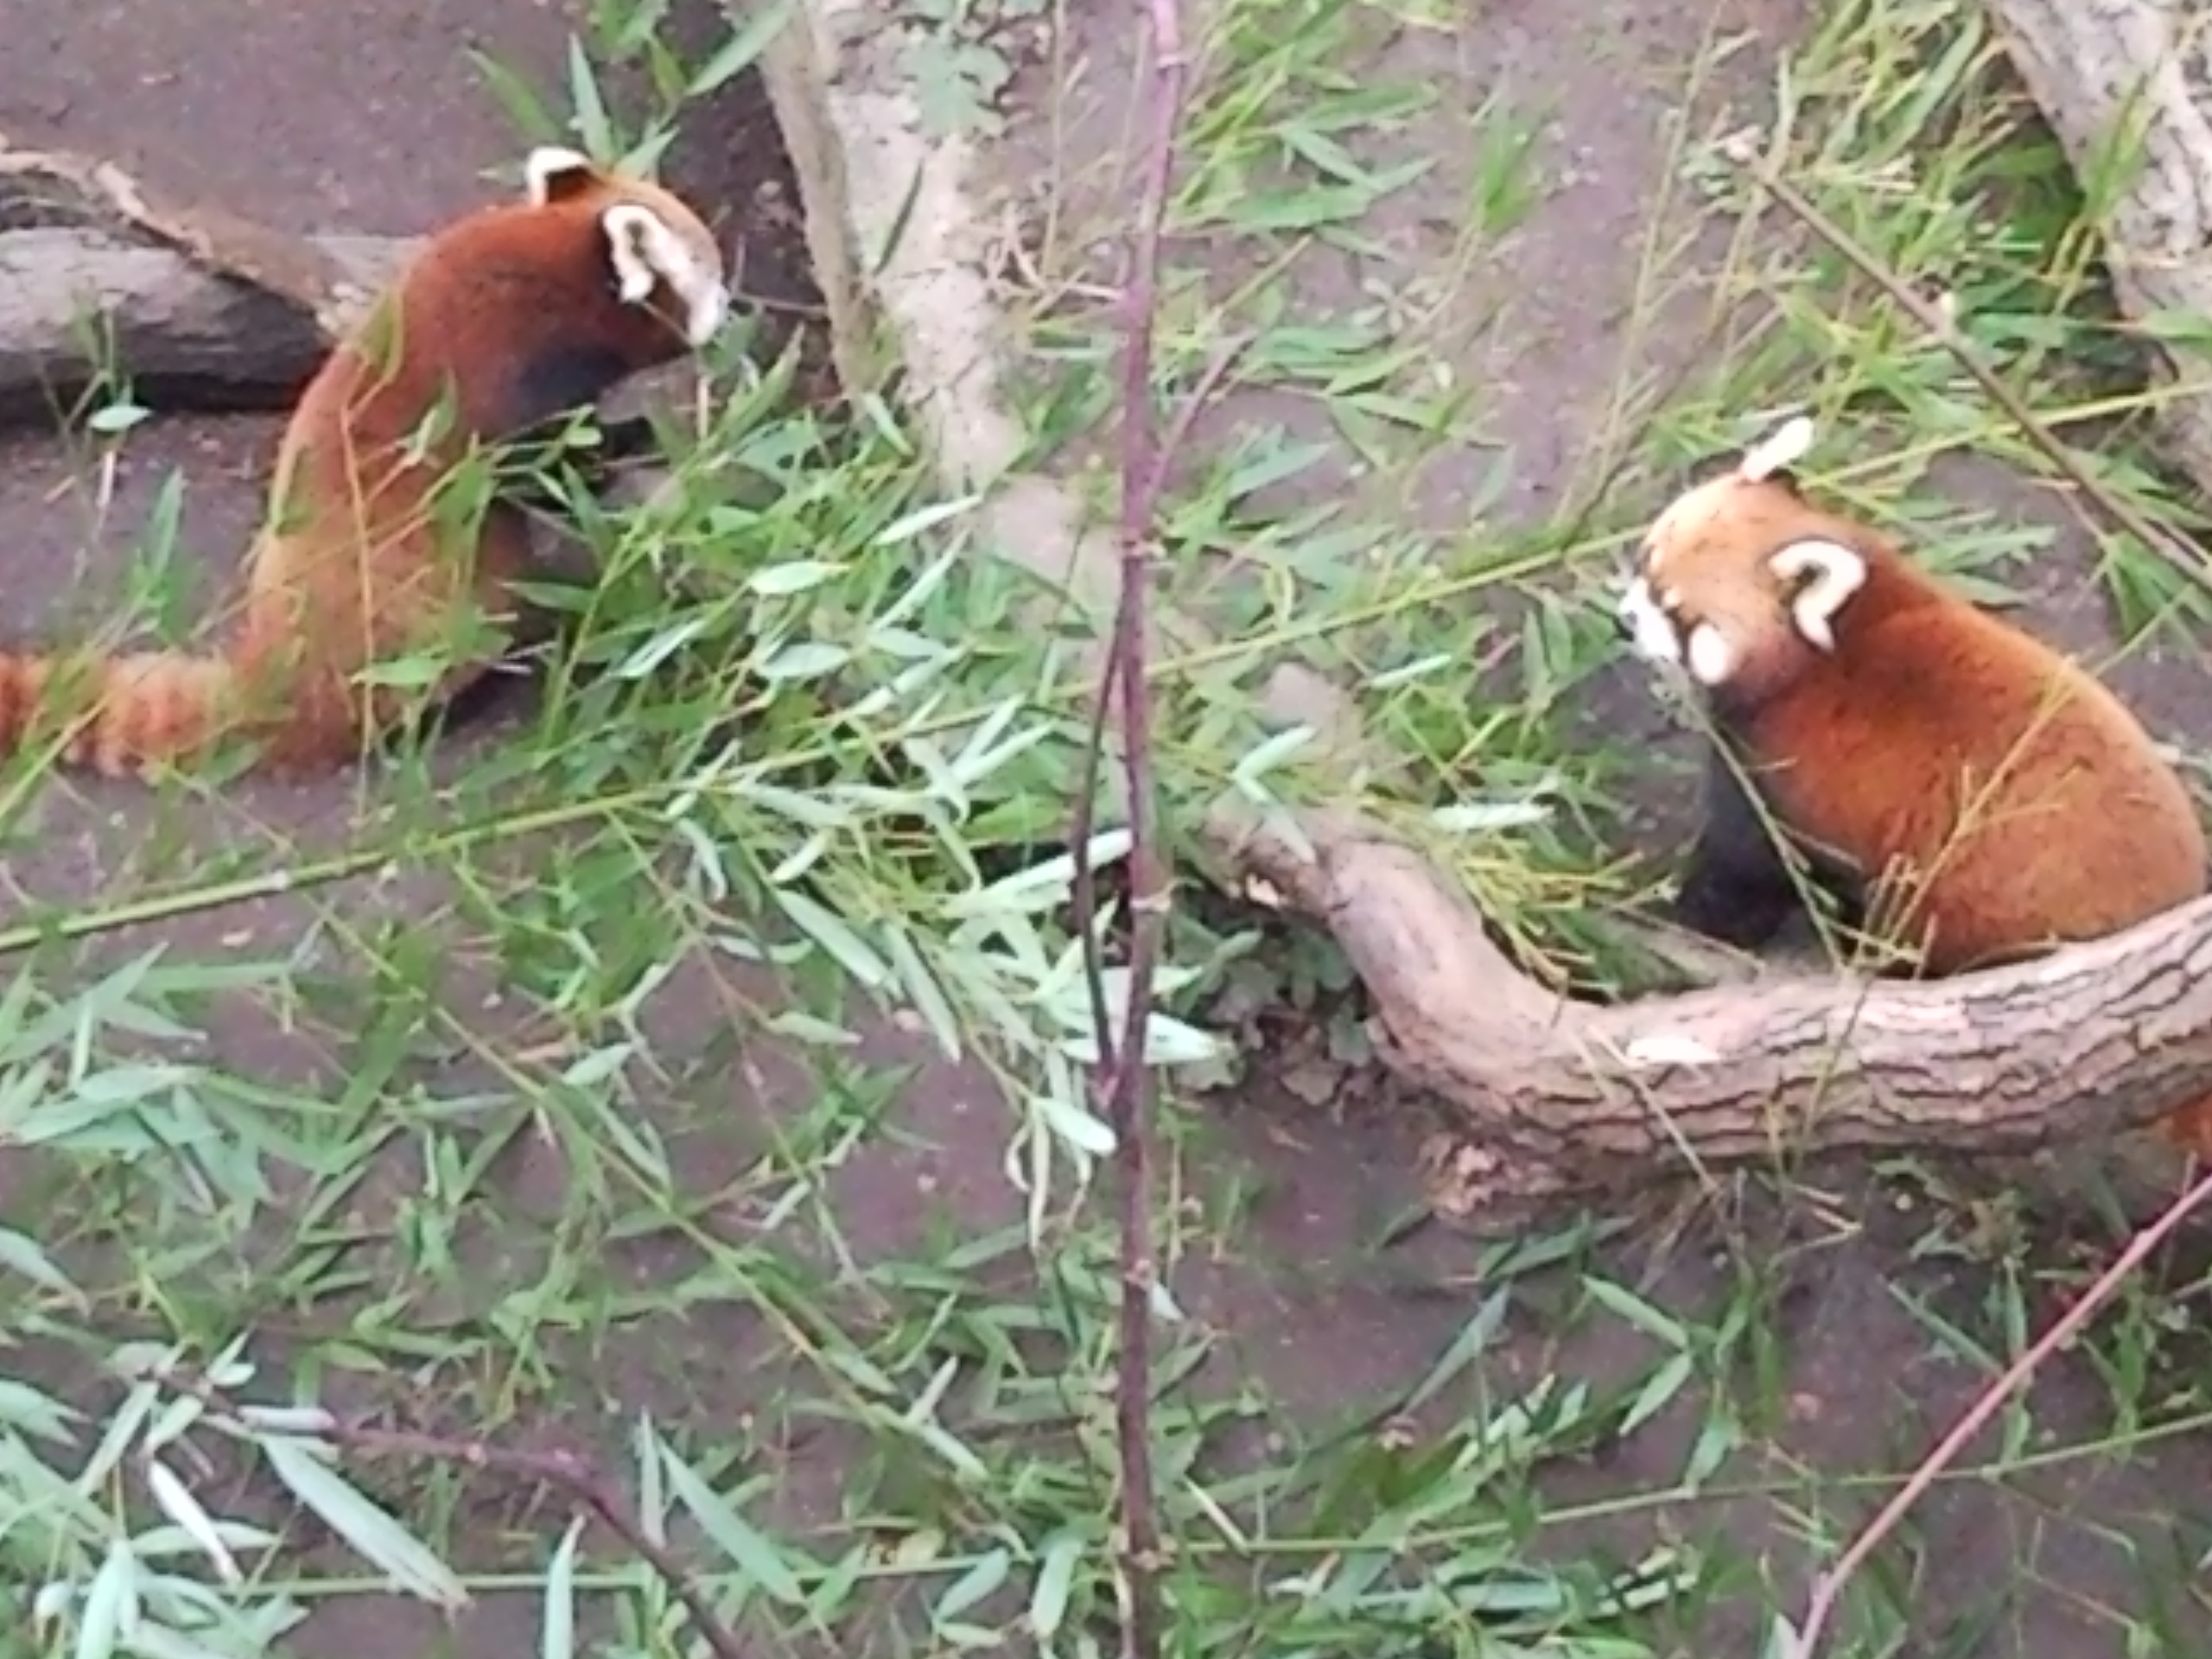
0,227,402,426
0,135,401,425
1980,0,2212,493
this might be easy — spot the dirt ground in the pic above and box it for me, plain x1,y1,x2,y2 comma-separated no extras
3,0,2212,1655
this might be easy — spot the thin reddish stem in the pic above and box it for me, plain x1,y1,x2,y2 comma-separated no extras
1787,1166,2212,1658
1064,3,1191,1657
165,1376,747,1659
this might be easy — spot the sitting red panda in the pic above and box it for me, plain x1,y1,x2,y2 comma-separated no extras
1615,414,2212,1152
0,145,728,778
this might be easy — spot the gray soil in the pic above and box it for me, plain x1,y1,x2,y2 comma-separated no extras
3,0,2209,1655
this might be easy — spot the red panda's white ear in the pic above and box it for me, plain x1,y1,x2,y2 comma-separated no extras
1770,538,1866,651
1739,415,1815,482
601,205,662,303
601,203,732,346
524,147,601,206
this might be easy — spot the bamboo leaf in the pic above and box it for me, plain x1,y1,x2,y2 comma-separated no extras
261,1439,467,1610
655,1442,806,1606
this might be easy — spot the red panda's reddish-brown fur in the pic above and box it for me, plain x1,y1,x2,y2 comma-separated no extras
1616,416,2212,1155
0,146,728,778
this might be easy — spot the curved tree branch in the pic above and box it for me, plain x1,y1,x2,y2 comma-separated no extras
1227,799,2212,1217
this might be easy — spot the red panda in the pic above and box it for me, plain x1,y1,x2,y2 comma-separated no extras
0,145,729,778
1614,414,2212,1153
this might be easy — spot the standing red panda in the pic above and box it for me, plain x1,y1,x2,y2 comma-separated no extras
1614,414,2212,1151
0,145,729,778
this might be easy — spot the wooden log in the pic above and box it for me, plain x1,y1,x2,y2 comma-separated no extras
0,226,403,426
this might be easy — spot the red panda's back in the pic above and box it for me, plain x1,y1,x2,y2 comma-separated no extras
1738,580,2205,974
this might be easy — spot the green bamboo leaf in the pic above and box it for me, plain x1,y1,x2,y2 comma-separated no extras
0,1230,86,1309
1027,1529,1084,1638
235,1404,338,1435
1368,651,1454,689
614,614,714,680
542,1516,587,1659
730,781,855,832
775,890,891,988
0,1376,80,1442
1582,1276,1688,1346
1430,794,1554,836
761,1009,861,1047
932,1547,1010,1625
1027,1091,1116,1158
754,640,851,683
768,833,831,887
1402,1291,1509,1415
1619,1350,1694,1439
874,493,980,547
879,925,961,1060
144,1457,243,1586
79,1376,162,1492
687,0,801,97
261,1440,467,1609
945,828,1133,918
875,541,960,627
204,1334,255,1390
565,35,616,158
467,49,563,144
747,559,844,597
1230,723,1316,789
654,1443,805,1605
73,1541,137,1659
950,721,1047,787
33,1579,71,1630
1059,1007,1224,1068
142,1393,207,1452
633,1413,670,1549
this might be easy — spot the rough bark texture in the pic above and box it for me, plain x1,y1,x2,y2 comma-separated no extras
1225,805,2212,1223
0,227,405,426
1980,0,2212,492
0,135,403,425
12,132,2212,1230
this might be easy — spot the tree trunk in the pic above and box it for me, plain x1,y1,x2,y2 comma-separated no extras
1980,0,2212,494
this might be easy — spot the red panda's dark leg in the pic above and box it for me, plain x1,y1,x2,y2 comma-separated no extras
1669,745,1809,950
505,344,645,436
493,339,671,516
497,413,659,519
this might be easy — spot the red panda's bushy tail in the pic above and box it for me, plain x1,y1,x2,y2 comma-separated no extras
0,650,242,778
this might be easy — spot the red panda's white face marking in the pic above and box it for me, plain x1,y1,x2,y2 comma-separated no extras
1614,415,1865,696
520,146,732,349
1617,575,1741,687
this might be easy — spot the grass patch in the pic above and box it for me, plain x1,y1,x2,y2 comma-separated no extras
4,0,2212,1656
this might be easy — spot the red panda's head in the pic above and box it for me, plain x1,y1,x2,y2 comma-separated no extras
524,146,731,350
1613,416,1875,708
